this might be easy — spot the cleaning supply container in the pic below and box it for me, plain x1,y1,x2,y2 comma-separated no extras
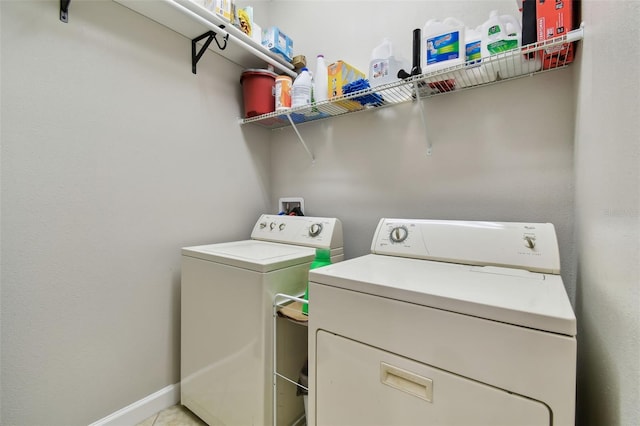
291,67,313,108
422,17,465,73
314,55,329,103
480,11,541,79
369,38,409,87
275,75,292,112
240,69,277,117
302,248,331,316
480,11,520,57
454,26,497,88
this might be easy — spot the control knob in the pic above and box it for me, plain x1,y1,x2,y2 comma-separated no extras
524,236,536,249
309,223,323,237
390,226,409,243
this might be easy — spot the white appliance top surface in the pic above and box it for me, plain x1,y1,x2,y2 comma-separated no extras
181,214,343,272
310,254,576,335
183,240,316,273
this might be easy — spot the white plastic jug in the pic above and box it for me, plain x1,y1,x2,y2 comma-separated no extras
422,17,465,73
481,11,541,79
314,55,328,103
369,38,409,87
465,27,482,65
291,67,313,108
481,11,520,57
453,26,497,88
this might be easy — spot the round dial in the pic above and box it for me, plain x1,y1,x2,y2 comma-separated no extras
259,222,267,229
309,223,323,237
269,222,276,230
279,223,286,231
390,226,409,243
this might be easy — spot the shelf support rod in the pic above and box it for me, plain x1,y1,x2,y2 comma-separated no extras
413,82,432,156
60,0,70,22
285,114,315,163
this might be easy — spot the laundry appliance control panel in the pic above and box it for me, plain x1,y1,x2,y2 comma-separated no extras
371,219,561,274
251,214,343,249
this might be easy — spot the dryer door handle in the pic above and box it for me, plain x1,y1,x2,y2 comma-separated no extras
380,362,433,402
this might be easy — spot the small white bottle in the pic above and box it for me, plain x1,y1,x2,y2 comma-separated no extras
291,67,313,108
314,55,328,103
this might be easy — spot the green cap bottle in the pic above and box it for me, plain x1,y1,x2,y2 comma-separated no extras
302,249,331,315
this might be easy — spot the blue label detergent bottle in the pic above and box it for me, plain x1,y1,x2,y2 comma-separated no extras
422,17,465,73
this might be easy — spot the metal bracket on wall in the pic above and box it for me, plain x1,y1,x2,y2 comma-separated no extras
60,0,70,22
191,29,229,74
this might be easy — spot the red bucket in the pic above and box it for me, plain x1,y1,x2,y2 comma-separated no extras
240,69,277,118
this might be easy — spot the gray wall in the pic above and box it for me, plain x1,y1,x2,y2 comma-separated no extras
574,1,640,425
1,1,271,424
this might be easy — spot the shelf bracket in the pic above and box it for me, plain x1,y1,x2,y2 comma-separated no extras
285,114,315,163
413,82,432,156
60,0,70,23
191,29,229,74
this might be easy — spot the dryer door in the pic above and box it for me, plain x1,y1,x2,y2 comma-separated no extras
316,331,550,426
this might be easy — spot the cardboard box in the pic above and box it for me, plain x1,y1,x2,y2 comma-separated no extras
203,0,235,22
522,0,579,69
262,27,293,62
328,61,366,99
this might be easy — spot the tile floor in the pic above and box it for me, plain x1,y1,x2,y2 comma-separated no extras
136,404,206,426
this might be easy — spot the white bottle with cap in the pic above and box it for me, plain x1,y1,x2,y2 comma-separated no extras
291,67,313,108
314,55,328,103
369,38,409,87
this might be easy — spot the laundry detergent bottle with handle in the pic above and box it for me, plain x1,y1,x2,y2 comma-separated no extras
481,11,541,78
481,10,519,57
302,248,331,315
291,67,313,108
369,38,409,87
422,17,465,73
454,26,497,88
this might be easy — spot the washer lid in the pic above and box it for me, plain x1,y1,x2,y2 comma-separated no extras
183,240,316,272
309,254,576,336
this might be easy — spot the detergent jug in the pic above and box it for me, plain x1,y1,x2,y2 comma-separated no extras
422,17,465,73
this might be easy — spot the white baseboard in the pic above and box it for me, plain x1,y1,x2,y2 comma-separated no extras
89,383,180,426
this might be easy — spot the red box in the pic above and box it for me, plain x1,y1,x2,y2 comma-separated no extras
522,0,579,69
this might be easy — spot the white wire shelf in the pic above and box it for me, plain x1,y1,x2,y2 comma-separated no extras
241,26,583,130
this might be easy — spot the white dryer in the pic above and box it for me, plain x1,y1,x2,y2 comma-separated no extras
308,219,576,426
181,214,343,426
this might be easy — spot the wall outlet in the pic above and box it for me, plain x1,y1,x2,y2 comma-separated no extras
279,197,305,215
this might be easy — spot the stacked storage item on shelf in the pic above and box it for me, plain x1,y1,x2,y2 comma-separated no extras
480,10,541,79
368,38,409,88
421,18,465,92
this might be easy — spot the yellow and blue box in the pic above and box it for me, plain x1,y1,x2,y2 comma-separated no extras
262,27,293,62
328,61,366,98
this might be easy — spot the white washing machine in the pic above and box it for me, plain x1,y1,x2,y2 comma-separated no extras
308,219,576,426
181,214,343,426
